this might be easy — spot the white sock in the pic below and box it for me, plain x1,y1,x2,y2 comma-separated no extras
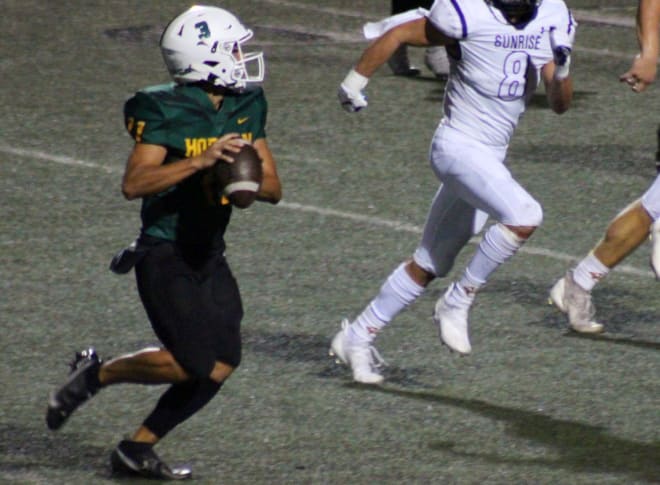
572,253,609,291
457,268,485,299
347,263,425,343
444,280,476,308
464,223,525,285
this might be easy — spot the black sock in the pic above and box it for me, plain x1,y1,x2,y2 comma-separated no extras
118,439,153,455
142,378,223,439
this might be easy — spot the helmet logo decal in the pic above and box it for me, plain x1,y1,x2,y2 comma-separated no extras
194,21,211,40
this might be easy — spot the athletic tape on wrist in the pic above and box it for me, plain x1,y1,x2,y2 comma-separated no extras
554,59,570,80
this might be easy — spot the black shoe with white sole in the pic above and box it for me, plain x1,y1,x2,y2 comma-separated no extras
46,347,102,430
110,440,192,481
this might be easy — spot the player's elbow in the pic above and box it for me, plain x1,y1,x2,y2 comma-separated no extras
259,174,282,204
547,79,572,114
551,101,570,115
259,180,282,204
122,190,139,201
260,187,282,205
121,180,140,200
548,91,572,114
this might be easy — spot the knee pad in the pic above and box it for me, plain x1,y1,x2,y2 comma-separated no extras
511,198,543,227
506,197,543,227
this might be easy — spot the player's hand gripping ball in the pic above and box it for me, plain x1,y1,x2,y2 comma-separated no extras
215,143,263,208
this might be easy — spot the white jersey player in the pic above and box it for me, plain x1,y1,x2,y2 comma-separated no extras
549,0,660,334
331,0,576,384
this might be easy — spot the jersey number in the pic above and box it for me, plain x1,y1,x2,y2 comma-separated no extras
126,117,146,142
498,51,529,101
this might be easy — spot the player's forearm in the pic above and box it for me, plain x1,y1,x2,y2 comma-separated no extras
547,77,573,114
637,0,660,61
355,18,429,77
253,138,281,203
355,32,405,77
257,173,282,204
122,157,203,200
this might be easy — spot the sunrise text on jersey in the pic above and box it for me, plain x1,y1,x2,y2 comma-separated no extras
494,34,543,50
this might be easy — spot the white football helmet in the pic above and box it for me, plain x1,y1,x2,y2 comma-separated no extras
160,6,264,90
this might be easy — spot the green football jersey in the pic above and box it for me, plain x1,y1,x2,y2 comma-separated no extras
123,83,267,248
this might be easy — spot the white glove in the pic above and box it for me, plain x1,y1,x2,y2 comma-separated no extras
338,69,369,112
549,27,573,80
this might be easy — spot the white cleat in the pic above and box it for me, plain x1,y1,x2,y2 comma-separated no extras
549,271,604,334
433,287,472,355
650,219,660,280
329,319,385,385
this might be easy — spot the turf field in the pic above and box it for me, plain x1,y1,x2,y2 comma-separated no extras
1,0,658,483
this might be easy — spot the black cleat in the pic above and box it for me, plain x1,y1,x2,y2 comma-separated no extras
46,347,102,430
110,440,192,480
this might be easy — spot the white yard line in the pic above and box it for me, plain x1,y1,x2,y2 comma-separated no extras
1,146,117,174
1,144,653,278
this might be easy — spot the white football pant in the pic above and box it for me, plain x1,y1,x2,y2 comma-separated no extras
414,122,543,277
641,173,660,221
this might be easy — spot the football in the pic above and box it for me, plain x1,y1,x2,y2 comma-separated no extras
215,143,263,209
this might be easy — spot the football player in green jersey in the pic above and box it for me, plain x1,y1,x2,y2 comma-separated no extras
46,6,281,479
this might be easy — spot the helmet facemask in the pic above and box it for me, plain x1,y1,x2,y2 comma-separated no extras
489,0,541,27
195,34,265,90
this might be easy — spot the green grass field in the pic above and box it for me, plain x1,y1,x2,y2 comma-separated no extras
1,1,658,483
